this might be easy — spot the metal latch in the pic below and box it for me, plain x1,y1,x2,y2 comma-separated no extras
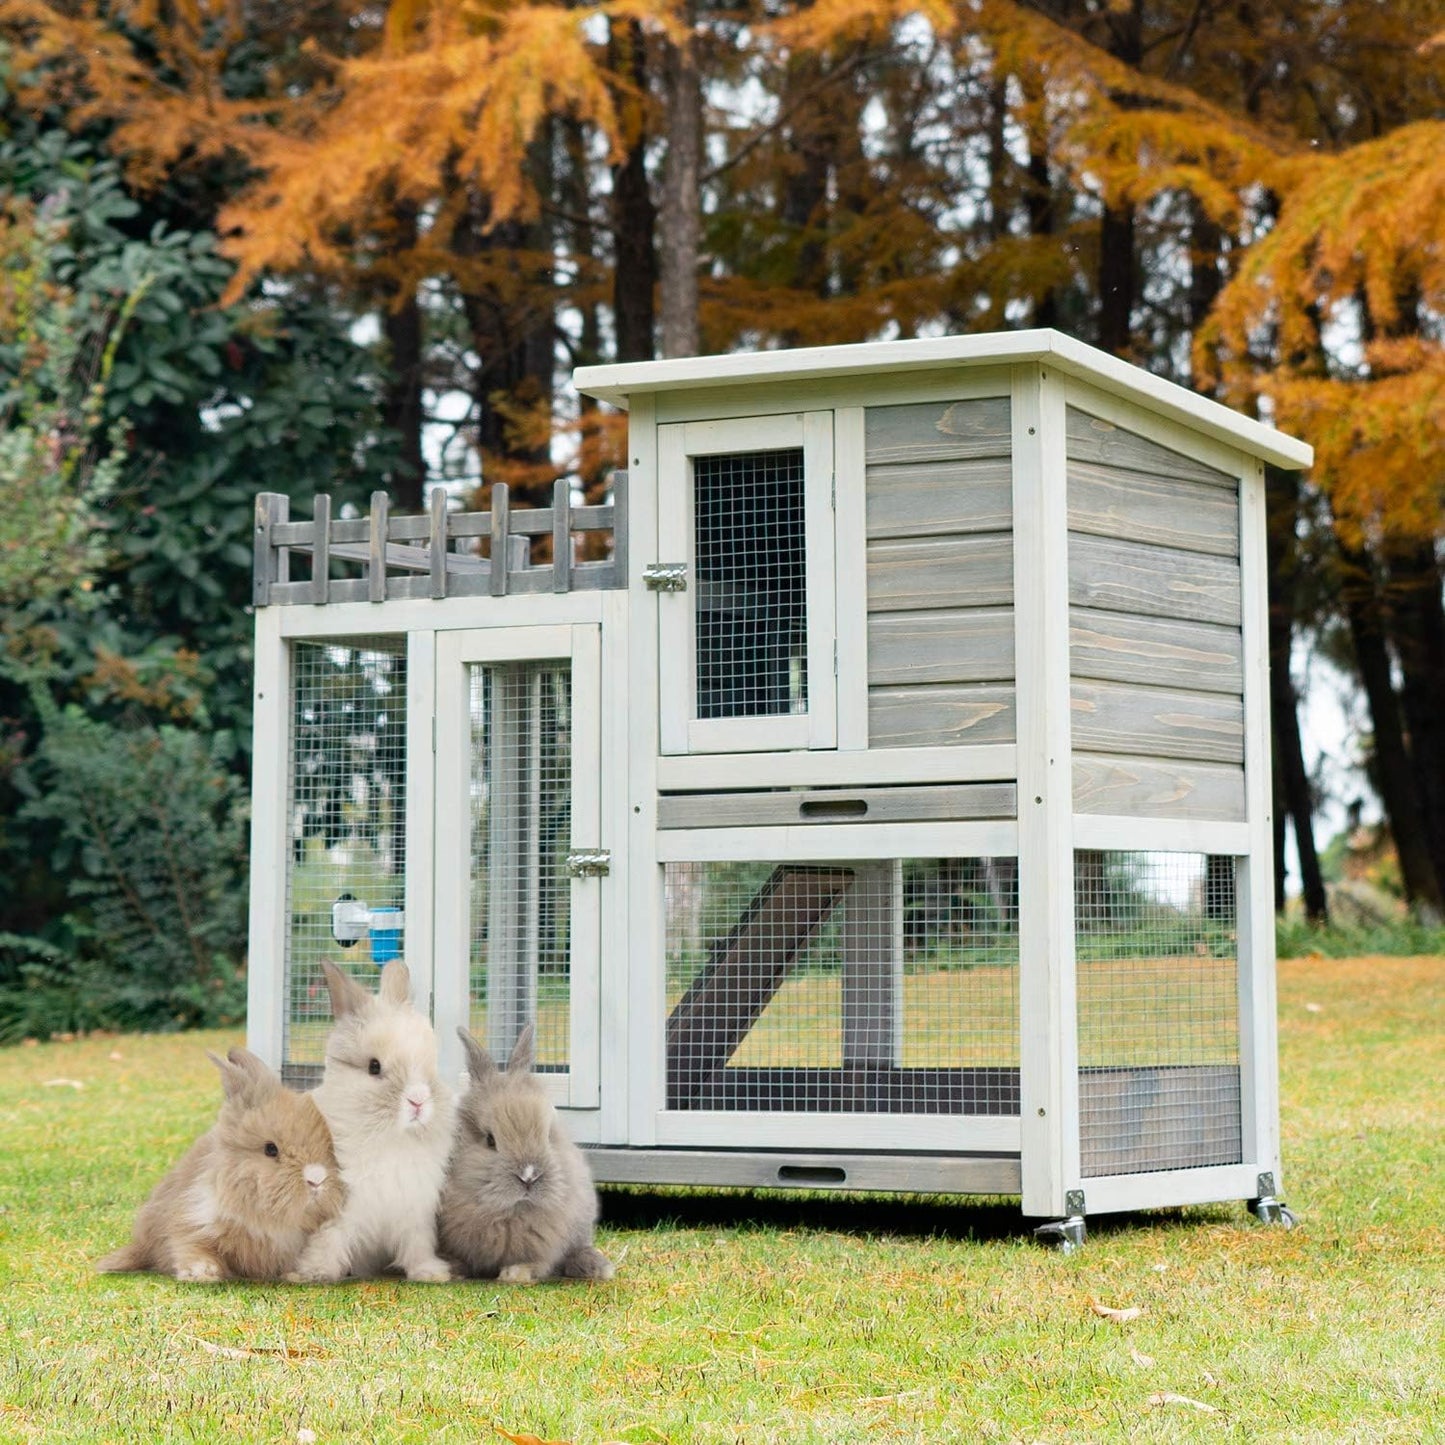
643,562,687,592
565,849,612,878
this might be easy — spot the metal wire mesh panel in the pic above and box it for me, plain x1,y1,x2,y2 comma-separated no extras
664,859,1020,1114
284,638,407,1083
467,660,572,1074
1075,851,1242,1177
694,448,808,720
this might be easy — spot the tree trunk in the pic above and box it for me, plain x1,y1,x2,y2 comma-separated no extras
1097,203,1136,356
1385,542,1445,894
380,200,426,513
1097,0,1141,357
1333,527,1444,917
1266,466,1328,921
658,2,701,359
1024,101,1057,327
609,17,656,363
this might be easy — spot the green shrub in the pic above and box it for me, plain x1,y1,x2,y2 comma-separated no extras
9,708,248,1035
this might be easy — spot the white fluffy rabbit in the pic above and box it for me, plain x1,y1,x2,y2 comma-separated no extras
289,960,457,1282
437,1024,613,1284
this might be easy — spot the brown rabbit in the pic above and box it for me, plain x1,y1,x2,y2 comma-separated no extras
437,1025,613,1284
97,1048,342,1281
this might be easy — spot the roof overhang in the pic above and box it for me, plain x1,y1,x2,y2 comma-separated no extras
573,328,1313,471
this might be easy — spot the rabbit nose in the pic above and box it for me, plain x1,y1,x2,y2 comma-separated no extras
517,1164,540,1186
303,1165,327,1189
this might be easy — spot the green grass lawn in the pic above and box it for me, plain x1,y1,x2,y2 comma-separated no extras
1,956,1441,1443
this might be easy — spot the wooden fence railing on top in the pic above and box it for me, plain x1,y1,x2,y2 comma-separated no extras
253,475,627,607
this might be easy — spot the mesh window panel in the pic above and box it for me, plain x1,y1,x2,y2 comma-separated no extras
664,859,1020,1114
1075,851,1242,1177
694,448,808,720
467,660,572,1075
284,638,407,1086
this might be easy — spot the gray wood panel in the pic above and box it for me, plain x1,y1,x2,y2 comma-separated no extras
658,783,1018,829
1068,459,1239,557
1067,407,1236,488
868,683,1017,748
1070,607,1242,695
580,1147,1023,1195
865,396,1012,465
869,607,1015,686
1068,534,1241,626
1071,680,1244,765
866,455,1013,539
868,534,1014,612
1072,751,1246,821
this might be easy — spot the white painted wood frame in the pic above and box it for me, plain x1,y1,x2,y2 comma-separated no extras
1012,363,1081,1219
657,412,837,754
833,405,870,751
1236,455,1282,1190
245,604,290,1071
402,631,437,1027
1076,1161,1263,1216
652,1110,1022,1153
657,743,1018,791
432,624,603,1109
625,395,665,1148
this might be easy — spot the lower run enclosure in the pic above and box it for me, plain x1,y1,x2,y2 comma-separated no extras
247,330,1312,1236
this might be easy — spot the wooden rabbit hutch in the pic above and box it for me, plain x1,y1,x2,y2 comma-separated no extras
246,330,1311,1242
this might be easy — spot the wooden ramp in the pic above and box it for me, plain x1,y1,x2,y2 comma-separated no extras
666,865,854,1108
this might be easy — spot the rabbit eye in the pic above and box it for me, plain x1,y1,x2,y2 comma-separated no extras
367,1058,382,1077
483,1131,496,1150
264,1141,279,1159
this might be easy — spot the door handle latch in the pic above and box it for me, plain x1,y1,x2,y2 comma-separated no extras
565,849,612,878
643,562,687,592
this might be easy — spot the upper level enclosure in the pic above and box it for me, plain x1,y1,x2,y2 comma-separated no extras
577,330,1310,813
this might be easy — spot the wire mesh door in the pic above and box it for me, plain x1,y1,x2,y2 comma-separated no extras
663,858,1021,1126
1075,851,1243,1177
281,636,408,1088
658,413,836,754
433,626,602,1107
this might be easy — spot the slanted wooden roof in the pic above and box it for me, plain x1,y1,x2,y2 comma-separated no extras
573,328,1312,471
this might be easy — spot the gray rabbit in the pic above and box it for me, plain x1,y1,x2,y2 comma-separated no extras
437,1024,614,1284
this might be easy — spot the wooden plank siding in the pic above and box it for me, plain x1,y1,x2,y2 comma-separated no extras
1072,752,1246,821
1066,407,1237,489
864,396,1016,749
1069,608,1243,695
1064,407,1247,813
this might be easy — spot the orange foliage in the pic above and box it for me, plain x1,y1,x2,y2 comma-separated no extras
1200,121,1445,547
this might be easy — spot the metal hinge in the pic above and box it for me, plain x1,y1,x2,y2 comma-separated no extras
565,849,612,878
643,562,687,592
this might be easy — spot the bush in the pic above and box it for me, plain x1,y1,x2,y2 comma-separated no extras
8,708,248,1036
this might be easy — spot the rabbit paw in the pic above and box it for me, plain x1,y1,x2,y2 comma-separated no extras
175,1257,225,1283
499,1263,540,1285
562,1245,615,1282
405,1258,454,1284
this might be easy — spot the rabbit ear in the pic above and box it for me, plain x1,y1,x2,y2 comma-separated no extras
321,960,371,1019
456,1026,497,1086
208,1049,277,1106
226,1047,282,1097
506,1023,535,1075
378,959,412,1007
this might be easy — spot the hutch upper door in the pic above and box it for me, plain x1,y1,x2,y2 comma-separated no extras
657,412,836,754
433,625,602,1108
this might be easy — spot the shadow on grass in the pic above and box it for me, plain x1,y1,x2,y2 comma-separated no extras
598,1186,1245,1248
